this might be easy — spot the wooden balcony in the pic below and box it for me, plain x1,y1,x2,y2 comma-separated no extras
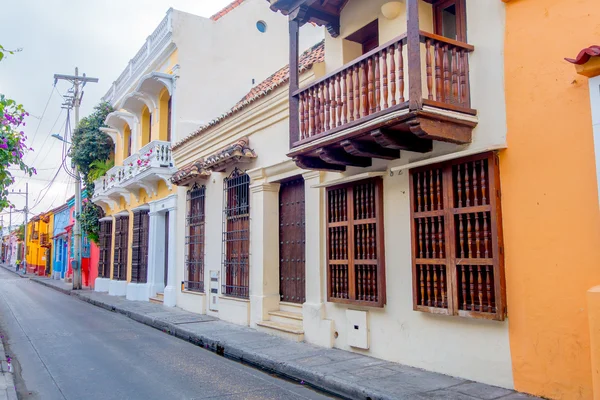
282,0,478,172
40,233,50,248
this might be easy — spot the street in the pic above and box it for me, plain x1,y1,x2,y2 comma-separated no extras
0,267,334,400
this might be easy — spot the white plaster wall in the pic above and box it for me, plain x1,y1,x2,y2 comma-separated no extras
170,0,512,387
589,75,600,204
172,0,323,142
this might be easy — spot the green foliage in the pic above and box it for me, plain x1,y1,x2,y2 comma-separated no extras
78,200,103,244
88,159,114,182
0,96,35,210
14,224,24,241
71,101,114,191
71,101,113,242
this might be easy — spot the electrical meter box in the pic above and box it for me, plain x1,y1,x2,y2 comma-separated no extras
209,270,219,312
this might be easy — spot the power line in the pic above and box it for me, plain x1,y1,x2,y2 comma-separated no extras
28,84,58,146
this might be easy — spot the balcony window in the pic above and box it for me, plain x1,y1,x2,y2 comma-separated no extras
346,19,379,55
434,0,466,42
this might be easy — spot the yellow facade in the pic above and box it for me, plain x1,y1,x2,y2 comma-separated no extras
25,212,53,276
101,51,178,284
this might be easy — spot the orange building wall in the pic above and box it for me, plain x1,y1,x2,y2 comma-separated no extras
502,0,600,398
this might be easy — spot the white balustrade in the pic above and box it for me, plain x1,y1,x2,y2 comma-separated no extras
93,141,174,197
103,9,173,104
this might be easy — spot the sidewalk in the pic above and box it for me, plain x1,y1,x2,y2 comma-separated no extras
0,333,16,400
0,266,18,400
28,274,538,400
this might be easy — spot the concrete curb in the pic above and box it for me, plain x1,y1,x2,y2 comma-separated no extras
0,264,28,279
0,330,18,400
29,279,385,400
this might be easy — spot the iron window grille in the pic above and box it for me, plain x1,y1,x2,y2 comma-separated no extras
221,168,250,299
185,183,206,292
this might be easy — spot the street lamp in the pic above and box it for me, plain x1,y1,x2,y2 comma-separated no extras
51,133,72,145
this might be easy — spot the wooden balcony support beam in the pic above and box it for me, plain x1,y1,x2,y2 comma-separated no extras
293,156,346,172
371,128,433,153
316,147,372,167
341,139,400,160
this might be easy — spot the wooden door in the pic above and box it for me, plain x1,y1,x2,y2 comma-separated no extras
113,215,129,281
279,177,306,304
131,211,150,283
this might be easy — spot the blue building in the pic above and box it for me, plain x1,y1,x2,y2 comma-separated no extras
51,201,71,280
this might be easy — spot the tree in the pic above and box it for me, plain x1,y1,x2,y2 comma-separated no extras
70,101,114,244
0,45,35,209
70,101,114,190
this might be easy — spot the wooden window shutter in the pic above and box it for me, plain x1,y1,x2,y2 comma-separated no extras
131,210,149,284
326,178,386,307
410,152,506,320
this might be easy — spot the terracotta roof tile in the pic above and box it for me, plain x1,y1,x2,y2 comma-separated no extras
210,0,246,21
565,45,600,65
173,40,325,151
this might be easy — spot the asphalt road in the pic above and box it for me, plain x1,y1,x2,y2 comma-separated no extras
0,267,334,400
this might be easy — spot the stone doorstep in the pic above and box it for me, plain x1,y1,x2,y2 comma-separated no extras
27,277,541,400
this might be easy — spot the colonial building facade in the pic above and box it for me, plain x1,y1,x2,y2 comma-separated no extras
91,1,321,306
170,0,600,397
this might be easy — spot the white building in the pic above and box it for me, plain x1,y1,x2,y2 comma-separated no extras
91,0,322,308
171,0,513,389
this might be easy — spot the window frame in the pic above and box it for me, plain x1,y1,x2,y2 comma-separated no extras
221,168,250,299
433,0,467,43
98,220,112,279
185,183,206,293
131,210,150,284
326,177,386,308
409,152,506,321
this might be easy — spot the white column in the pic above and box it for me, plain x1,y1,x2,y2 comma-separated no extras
302,171,334,348
249,181,281,327
146,211,164,297
163,206,177,307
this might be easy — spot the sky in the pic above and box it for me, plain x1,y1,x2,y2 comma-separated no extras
0,0,234,228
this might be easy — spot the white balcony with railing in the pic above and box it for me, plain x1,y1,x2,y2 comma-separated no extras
102,8,174,105
92,141,176,208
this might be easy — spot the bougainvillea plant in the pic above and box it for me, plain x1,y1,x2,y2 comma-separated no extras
0,94,36,209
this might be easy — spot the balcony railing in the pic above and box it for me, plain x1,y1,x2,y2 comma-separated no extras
40,233,50,247
291,31,474,149
103,9,173,105
93,140,174,198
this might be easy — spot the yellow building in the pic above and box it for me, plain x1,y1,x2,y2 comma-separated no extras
26,212,52,276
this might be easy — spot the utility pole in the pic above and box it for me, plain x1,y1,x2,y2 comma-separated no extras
23,183,28,274
7,185,29,272
54,68,98,290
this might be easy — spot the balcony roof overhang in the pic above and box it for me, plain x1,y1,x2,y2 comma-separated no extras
135,72,174,98
171,161,211,187
565,45,600,78
119,92,156,117
105,111,137,136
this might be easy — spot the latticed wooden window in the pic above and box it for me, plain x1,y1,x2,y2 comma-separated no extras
222,168,250,299
98,220,112,279
185,184,206,292
326,178,386,307
131,210,149,284
410,152,506,320
112,215,129,281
